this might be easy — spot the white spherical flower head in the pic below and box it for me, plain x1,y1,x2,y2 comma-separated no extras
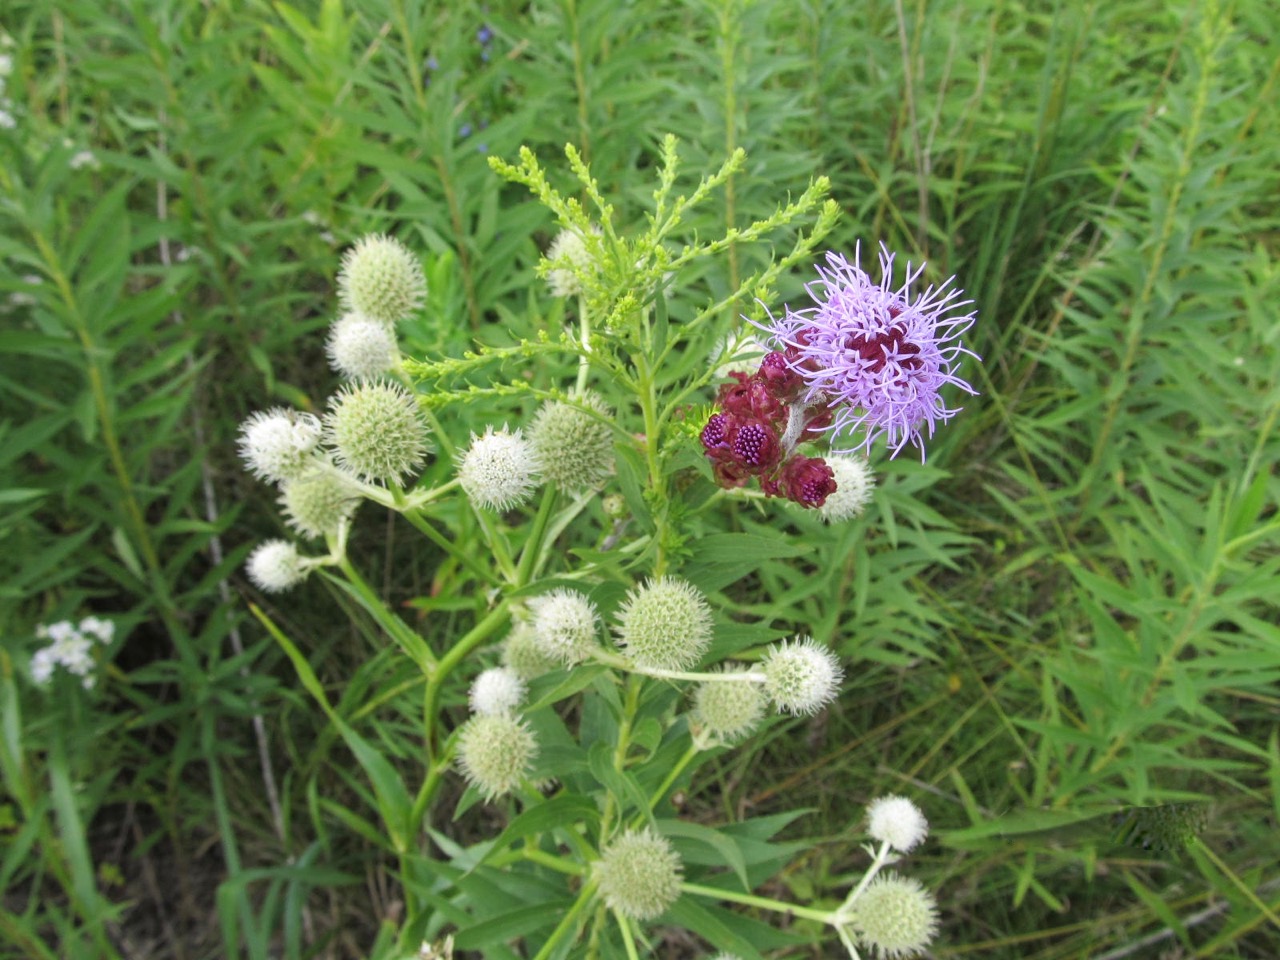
502,623,559,680
238,408,323,484
528,589,600,665
246,539,311,593
529,393,615,491
593,828,683,920
325,380,430,485
456,713,538,801
326,312,399,380
845,873,939,959
615,577,714,671
468,666,527,716
762,637,843,715
459,425,542,511
866,795,929,853
545,228,594,298
280,463,359,539
817,455,876,522
693,666,766,742
337,233,426,326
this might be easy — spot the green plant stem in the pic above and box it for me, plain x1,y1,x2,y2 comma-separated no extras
631,351,670,576
575,292,592,394
599,676,643,838
681,880,832,924
521,846,589,876
516,487,559,587
421,603,513,759
643,743,699,815
532,878,599,960
618,912,641,960
336,555,436,671
400,508,496,586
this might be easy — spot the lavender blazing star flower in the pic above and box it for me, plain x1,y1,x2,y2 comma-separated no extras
763,243,979,460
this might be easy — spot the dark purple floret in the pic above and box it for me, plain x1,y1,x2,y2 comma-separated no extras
700,413,728,450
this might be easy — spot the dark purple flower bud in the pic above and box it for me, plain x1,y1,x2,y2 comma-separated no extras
779,454,837,508
700,413,729,450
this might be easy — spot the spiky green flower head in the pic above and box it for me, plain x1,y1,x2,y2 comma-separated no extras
502,622,559,680
545,228,595,298
693,666,766,743
867,795,929,853
456,713,538,801
337,233,426,326
280,462,359,539
761,637,843,715
324,380,430,485
238,408,323,485
615,577,714,671
459,425,542,511
816,455,875,523
593,827,683,921
468,666,527,716
529,392,615,492
326,312,399,380
246,539,311,593
528,588,600,665
844,873,939,959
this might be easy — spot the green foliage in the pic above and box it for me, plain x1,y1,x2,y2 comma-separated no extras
2,0,1277,957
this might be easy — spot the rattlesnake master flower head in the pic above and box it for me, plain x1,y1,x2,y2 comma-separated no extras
844,873,939,959
468,666,526,716
816,455,875,522
238,408,323,484
866,796,929,853
502,623,559,680
544,228,594,298
326,313,399,380
615,577,714,671
762,637,843,715
338,233,426,326
458,425,541,511
246,539,311,593
280,462,359,538
456,713,538,800
693,666,766,742
764,243,978,460
593,828,683,920
528,589,600,664
529,393,615,491
325,380,430,485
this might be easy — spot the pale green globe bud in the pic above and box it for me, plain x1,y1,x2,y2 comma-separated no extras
529,393,615,491
325,380,429,485
338,233,426,326
280,463,359,539
326,312,399,380
238,408,322,485
456,713,538,801
593,828,683,920
693,666,766,742
246,539,310,593
468,666,526,716
761,637,843,715
866,795,929,853
459,425,541,511
502,623,559,680
528,589,600,665
845,873,939,959
817,455,875,523
614,577,714,671
545,228,593,298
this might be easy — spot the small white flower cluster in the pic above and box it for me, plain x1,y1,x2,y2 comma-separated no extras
326,234,425,380
456,663,538,801
830,796,938,960
31,617,115,690
236,235,438,589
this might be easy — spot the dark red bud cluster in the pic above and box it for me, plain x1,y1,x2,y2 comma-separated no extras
700,349,837,509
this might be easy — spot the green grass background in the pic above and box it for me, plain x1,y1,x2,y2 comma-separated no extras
1,0,1277,957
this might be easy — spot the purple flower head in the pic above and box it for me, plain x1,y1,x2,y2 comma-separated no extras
763,243,979,460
